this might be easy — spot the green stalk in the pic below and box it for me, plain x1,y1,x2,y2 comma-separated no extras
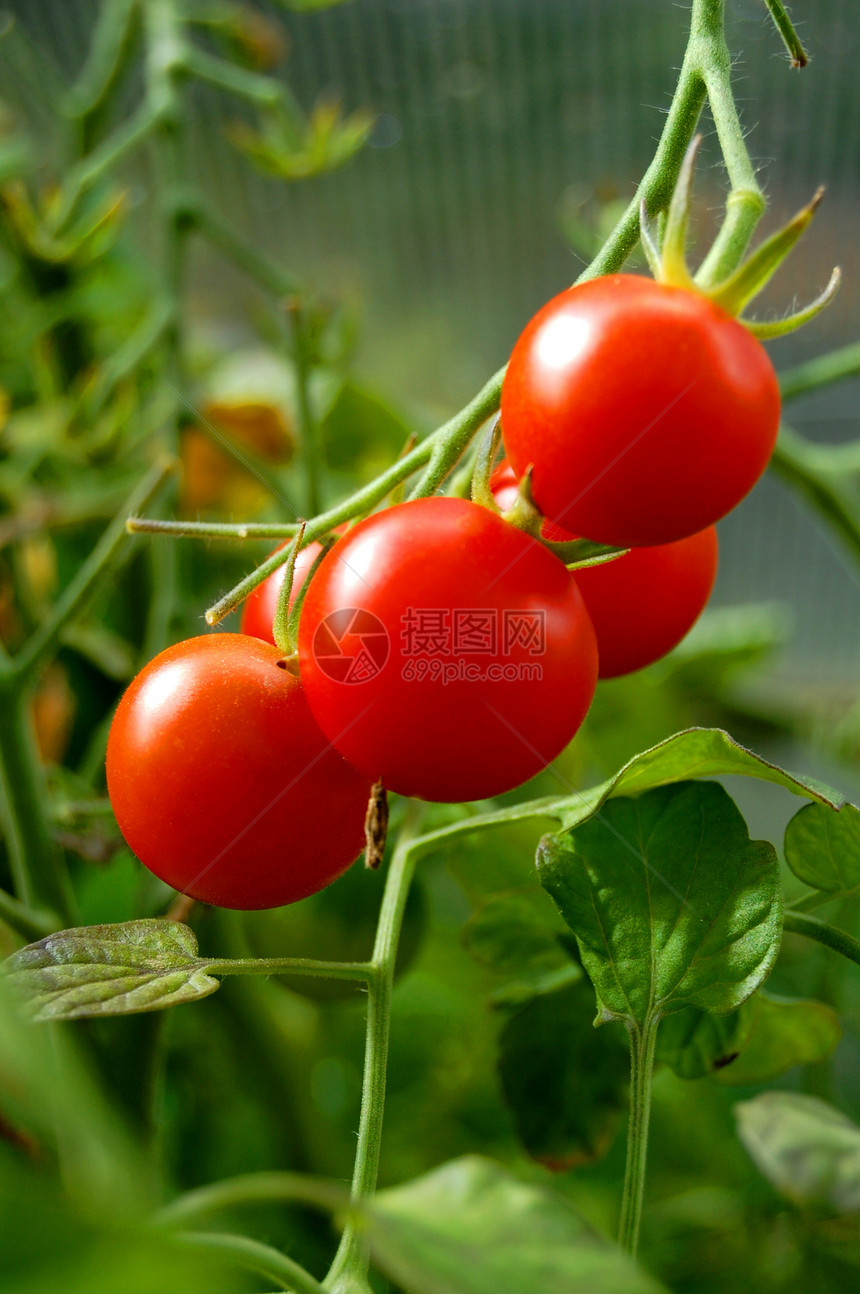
289,304,323,517
153,1172,344,1229
780,341,860,403
762,0,809,68
618,1015,660,1257
207,957,373,983
174,1231,327,1294
323,813,422,1293
783,911,860,968
0,677,74,924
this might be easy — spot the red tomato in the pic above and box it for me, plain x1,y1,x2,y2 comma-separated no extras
297,497,598,802
501,275,780,547
106,634,371,909
241,538,327,645
493,461,718,678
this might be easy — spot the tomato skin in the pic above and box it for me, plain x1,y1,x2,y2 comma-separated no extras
501,275,780,547
492,463,718,678
240,540,325,645
106,634,371,909
297,497,598,803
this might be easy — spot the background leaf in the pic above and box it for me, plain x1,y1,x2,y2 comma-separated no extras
784,801,860,894
4,919,220,1020
497,982,628,1169
715,994,841,1086
657,1002,753,1080
358,1156,667,1294
538,782,783,1027
735,1093,860,1212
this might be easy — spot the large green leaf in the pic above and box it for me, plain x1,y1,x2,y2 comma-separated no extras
498,983,628,1169
4,920,221,1021
715,993,841,1086
784,801,860,893
556,728,844,834
736,1093,860,1212
358,1156,667,1294
538,782,782,1028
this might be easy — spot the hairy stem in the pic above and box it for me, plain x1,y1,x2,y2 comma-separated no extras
175,1231,326,1294
618,1014,659,1257
324,813,422,1291
783,911,860,968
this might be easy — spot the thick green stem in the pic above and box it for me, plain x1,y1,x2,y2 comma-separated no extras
780,341,860,403
618,1015,659,1257
783,911,860,968
324,815,422,1292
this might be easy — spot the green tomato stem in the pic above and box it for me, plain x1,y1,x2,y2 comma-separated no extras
64,0,139,122
618,1014,660,1257
770,426,860,577
780,340,860,403
288,303,323,518
174,1231,327,1294
272,525,306,657
207,957,375,983
783,911,860,969
0,885,56,942
323,810,423,1291
153,1172,345,1229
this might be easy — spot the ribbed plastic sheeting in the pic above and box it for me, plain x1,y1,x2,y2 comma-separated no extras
4,0,860,681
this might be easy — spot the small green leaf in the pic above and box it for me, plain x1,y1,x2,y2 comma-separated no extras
736,1093,860,1212
538,782,782,1028
784,801,860,894
4,920,221,1020
358,1156,668,1294
498,983,628,1169
715,993,841,1086
556,728,843,835
657,1002,753,1080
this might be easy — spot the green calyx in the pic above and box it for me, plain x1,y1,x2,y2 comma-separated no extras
642,135,841,339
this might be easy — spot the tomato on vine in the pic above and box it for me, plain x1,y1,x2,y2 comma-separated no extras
493,463,719,678
501,275,780,547
106,634,371,909
297,496,598,802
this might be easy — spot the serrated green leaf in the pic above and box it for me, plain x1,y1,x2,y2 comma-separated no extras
784,801,860,894
498,983,628,1169
736,1093,860,1212
358,1156,667,1294
657,1001,753,1080
715,993,841,1086
556,728,843,835
538,782,783,1028
4,920,221,1020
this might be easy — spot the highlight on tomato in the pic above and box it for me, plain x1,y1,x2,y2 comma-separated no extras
492,462,719,678
297,496,598,803
106,634,372,909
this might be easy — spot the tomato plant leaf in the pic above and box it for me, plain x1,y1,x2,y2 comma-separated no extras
538,782,783,1028
556,728,844,834
736,1093,860,1212
358,1155,667,1294
784,801,860,893
3,920,221,1021
715,993,841,1086
656,1002,753,1080
498,982,628,1169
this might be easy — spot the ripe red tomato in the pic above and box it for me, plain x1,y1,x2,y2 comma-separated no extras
501,275,780,547
297,497,598,802
241,537,329,645
492,463,718,678
106,634,371,909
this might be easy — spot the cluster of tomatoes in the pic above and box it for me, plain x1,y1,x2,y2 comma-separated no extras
107,275,780,910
